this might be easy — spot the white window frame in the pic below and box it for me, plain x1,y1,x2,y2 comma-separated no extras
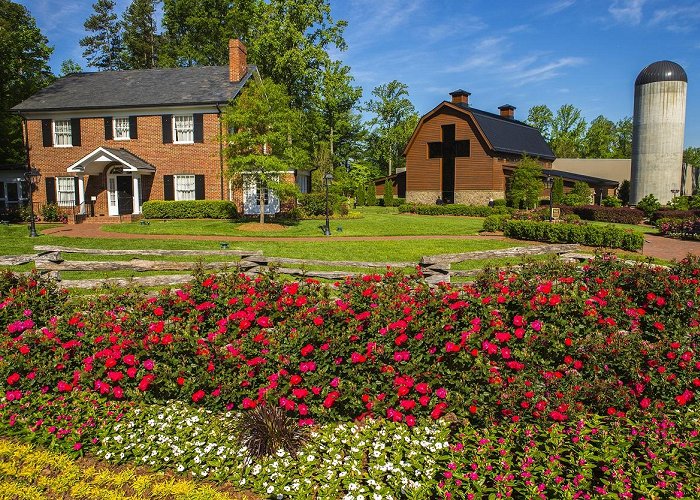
113,117,130,140
174,174,196,201
53,120,72,147
173,115,194,144
56,176,75,207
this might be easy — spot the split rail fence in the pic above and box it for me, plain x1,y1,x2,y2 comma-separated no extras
0,243,596,289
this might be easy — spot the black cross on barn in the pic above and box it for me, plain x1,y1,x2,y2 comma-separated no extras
428,124,470,204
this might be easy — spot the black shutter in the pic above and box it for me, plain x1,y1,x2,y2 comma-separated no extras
194,175,205,200
193,113,204,143
162,115,172,144
42,120,53,147
73,177,80,206
428,142,442,158
163,175,174,200
71,118,81,146
129,116,138,139
45,177,56,204
104,117,113,140
455,140,470,157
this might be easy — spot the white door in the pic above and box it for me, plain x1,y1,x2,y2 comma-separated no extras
243,176,280,215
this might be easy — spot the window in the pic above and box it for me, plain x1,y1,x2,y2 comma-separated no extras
114,117,130,140
56,177,75,206
173,115,194,143
54,120,72,147
174,174,195,200
255,179,270,206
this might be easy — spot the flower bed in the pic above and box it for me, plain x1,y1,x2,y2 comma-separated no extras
657,217,700,240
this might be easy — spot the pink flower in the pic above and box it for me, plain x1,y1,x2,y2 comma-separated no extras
143,359,155,371
436,387,448,399
73,443,82,451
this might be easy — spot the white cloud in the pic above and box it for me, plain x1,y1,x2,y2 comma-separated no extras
650,5,700,33
540,0,576,16
608,0,646,25
513,57,586,86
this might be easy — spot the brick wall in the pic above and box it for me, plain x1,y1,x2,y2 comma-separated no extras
26,113,226,216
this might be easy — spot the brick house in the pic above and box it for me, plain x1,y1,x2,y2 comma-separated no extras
12,39,310,221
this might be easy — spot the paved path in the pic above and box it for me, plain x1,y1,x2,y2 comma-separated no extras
40,224,700,262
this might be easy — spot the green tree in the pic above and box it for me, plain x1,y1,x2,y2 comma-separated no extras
383,180,394,207
618,180,630,205
613,117,632,158
551,177,564,204
366,182,377,206
526,104,554,143
571,181,592,203
365,80,418,176
0,0,53,164
223,78,303,223
80,0,124,70
508,157,542,209
122,0,161,69
355,183,366,207
59,59,82,76
550,104,586,157
584,115,616,158
684,147,700,194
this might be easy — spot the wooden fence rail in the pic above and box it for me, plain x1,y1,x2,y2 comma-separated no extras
17,243,585,288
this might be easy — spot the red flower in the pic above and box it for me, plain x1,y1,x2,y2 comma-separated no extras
292,388,309,399
126,367,138,378
192,389,206,402
138,374,154,392
122,354,136,366
6,373,20,386
107,371,123,382
350,352,366,364
445,341,460,353
300,344,314,357
113,386,124,399
400,399,416,411
640,397,651,409
313,316,324,326
415,383,429,394
177,377,185,386
290,375,302,385
242,397,257,409
18,345,30,355
153,306,164,316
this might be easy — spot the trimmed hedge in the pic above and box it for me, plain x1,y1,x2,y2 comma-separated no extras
650,208,700,224
142,200,237,219
398,203,513,217
503,220,644,250
378,197,405,207
297,192,343,216
570,205,645,224
482,214,511,232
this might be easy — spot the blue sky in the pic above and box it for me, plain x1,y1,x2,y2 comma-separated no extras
19,0,700,148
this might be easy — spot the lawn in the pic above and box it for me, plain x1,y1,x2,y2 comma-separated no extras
99,206,486,238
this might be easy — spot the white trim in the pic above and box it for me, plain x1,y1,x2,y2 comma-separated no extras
173,114,194,144
173,174,196,201
21,105,219,121
113,116,130,140
53,119,72,148
67,146,148,173
77,177,85,214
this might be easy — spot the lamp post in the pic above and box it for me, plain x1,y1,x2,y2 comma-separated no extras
671,188,680,199
323,172,334,236
545,176,554,222
24,167,40,238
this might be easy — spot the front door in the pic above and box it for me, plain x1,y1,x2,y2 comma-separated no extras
116,175,133,215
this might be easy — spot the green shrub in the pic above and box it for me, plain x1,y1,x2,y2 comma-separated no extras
551,177,564,204
482,214,511,232
650,208,700,224
636,194,661,218
297,192,342,216
141,200,237,219
571,205,645,224
492,198,507,207
355,185,366,207
503,220,643,250
668,195,690,210
366,183,377,206
602,196,622,207
40,203,64,222
561,193,589,206
398,203,513,217
383,180,394,207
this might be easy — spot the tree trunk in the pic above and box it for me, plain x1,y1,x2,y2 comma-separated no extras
259,180,265,224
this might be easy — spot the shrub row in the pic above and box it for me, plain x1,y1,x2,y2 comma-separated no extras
481,214,511,232
297,192,345,216
378,197,405,207
503,220,644,250
565,205,645,224
398,203,513,217
657,217,700,239
651,208,700,224
142,200,237,219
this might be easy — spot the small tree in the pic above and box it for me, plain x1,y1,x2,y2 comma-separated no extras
571,181,592,203
618,180,630,205
383,180,394,207
355,184,366,207
366,182,377,206
551,177,564,205
636,194,661,219
508,157,542,209
224,78,304,224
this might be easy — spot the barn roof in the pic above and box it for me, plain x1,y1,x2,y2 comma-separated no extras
12,65,257,113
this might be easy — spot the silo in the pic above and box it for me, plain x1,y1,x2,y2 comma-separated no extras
630,60,687,205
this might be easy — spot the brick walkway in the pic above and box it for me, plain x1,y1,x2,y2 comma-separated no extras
40,224,700,262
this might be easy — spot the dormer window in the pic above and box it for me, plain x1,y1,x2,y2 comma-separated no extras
113,117,130,140
173,115,194,144
53,120,72,147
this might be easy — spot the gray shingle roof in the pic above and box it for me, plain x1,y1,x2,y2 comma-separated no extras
102,148,156,172
454,103,556,160
12,65,256,112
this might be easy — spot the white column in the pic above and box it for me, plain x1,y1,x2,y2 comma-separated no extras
77,176,85,214
132,175,141,214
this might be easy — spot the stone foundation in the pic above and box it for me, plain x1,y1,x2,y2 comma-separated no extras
406,191,442,205
407,190,505,206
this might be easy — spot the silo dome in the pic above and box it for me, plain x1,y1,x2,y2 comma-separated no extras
635,60,687,86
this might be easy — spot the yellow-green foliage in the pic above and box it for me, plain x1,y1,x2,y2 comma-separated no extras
0,439,253,500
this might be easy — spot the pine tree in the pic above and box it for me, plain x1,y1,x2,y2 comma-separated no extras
355,184,366,207
122,0,161,69
383,180,394,207
80,0,124,71
366,183,377,206
551,177,564,205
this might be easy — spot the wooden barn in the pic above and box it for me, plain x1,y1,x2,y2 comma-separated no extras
403,90,556,205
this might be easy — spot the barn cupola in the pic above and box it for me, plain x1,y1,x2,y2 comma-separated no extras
228,39,248,82
498,104,516,120
449,89,471,106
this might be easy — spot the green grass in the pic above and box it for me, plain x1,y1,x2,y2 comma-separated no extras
589,221,659,234
100,207,486,238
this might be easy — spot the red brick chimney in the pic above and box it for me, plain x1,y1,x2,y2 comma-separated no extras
449,89,470,105
498,104,516,119
228,39,248,82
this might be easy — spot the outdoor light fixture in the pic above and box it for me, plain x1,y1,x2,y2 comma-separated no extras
24,167,40,238
323,172,334,236
545,176,554,222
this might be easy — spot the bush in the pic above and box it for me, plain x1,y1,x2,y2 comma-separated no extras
656,217,700,239
297,192,342,217
482,214,511,232
398,203,513,217
561,193,589,206
492,198,507,207
40,203,66,223
142,200,237,219
503,220,644,250
571,205,645,224
366,183,377,206
383,180,394,207
636,194,661,218
355,185,366,207
650,208,700,224
602,196,622,207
